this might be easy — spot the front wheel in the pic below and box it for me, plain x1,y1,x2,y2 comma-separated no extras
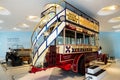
78,57,85,75
28,58,32,64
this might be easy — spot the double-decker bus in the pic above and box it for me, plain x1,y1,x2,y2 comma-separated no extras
30,1,107,75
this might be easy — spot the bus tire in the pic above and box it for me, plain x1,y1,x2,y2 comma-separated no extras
104,55,108,65
78,57,85,75
28,58,32,64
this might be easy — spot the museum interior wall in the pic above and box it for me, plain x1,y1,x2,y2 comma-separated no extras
99,32,120,59
0,31,32,59
0,31,120,59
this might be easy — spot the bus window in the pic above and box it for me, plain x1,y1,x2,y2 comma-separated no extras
65,29,75,44
90,35,95,46
56,30,63,45
85,35,90,45
95,34,99,46
76,33,84,44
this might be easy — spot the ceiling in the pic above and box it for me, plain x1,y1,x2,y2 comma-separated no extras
0,0,120,32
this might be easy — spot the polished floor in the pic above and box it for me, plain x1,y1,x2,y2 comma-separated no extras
0,60,120,80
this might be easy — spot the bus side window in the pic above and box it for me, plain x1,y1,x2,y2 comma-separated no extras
90,35,95,46
76,33,84,44
85,35,90,45
56,30,64,45
65,29,75,44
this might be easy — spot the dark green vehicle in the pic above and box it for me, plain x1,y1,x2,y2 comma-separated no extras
6,45,32,66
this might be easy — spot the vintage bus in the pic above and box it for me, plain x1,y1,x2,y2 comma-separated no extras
30,1,107,75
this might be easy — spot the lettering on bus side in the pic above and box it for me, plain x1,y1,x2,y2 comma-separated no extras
72,48,93,52
66,9,78,24
65,46,92,53
65,46,72,53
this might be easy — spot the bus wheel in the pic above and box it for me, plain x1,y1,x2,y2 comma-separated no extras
78,58,85,75
104,55,108,65
28,58,32,64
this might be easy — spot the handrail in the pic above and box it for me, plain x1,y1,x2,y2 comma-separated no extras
31,14,48,45
33,9,65,57
34,21,65,66
32,9,65,49
32,0,66,66
31,12,56,45
41,6,56,17
31,12,55,44
31,0,65,46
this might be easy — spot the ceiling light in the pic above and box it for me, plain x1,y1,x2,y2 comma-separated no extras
114,29,120,32
112,24,120,29
0,20,4,23
102,5,119,11
26,16,40,22
13,27,21,31
109,17,120,23
19,23,30,28
0,6,10,15
97,5,120,16
109,5,117,10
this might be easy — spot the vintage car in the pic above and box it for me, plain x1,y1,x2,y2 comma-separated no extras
6,45,32,66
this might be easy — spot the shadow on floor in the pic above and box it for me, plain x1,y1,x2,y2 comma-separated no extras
49,68,84,80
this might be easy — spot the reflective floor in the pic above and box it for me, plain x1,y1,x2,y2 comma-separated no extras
0,60,120,80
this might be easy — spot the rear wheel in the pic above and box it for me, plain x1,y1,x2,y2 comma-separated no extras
78,57,85,75
103,54,108,64
6,54,8,62
28,58,32,64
